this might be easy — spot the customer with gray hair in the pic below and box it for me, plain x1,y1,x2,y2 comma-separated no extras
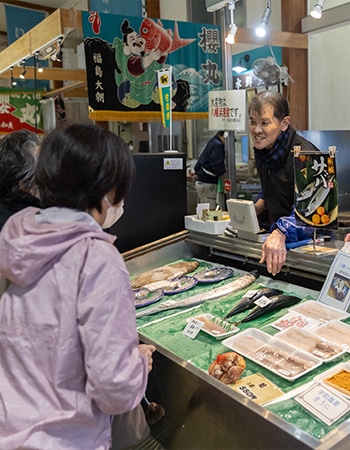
0,129,41,230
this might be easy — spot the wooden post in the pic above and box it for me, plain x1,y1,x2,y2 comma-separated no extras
146,0,160,19
281,0,308,131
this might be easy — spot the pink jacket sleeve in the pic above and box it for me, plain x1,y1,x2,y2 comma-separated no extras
77,239,149,415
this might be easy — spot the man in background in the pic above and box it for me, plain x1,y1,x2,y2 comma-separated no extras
195,130,226,210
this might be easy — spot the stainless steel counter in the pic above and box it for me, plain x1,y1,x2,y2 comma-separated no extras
125,231,350,450
186,230,342,278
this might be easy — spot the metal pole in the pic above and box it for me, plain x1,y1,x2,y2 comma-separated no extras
220,5,237,199
34,54,38,134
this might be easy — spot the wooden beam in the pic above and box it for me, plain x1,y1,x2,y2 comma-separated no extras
0,9,82,74
0,0,55,14
235,28,308,49
281,0,308,130
60,8,82,30
146,0,160,19
43,81,87,98
1,67,87,82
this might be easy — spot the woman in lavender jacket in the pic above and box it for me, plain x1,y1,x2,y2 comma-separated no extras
0,124,155,450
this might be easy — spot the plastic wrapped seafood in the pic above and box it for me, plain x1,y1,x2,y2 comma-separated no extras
291,300,347,322
276,327,344,361
223,329,321,380
314,321,350,348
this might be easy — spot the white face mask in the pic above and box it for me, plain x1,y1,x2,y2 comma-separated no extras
102,197,124,229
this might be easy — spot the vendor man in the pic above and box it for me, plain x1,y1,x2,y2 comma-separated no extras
249,91,318,276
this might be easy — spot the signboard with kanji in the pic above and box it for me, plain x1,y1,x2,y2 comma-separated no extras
0,90,44,135
208,90,246,131
294,151,338,229
82,11,223,121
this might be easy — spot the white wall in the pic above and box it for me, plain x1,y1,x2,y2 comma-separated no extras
309,22,350,130
160,0,188,21
307,0,350,129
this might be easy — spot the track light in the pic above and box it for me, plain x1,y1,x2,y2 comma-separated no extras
233,54,250,74
34,52,43,73
10,67,17,86
310,0,325,19
19,60,26,79
56,38,63,62
225,1,238,45
256,0,271,37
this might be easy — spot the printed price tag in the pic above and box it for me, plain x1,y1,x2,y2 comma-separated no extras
243,290,258,299
182,318,204,339
254,295,272,308
296,383,350,426
277,369,290,376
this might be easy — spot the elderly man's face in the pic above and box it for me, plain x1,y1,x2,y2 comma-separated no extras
249,104,290,151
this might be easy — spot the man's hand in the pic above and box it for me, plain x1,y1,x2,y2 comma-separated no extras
345,234,350,243
138,344,156,373
259,228,287,276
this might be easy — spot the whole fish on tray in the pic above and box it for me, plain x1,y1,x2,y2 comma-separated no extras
135,270,259,319
234,295,301,325
224,288,283,319
131,261,200,289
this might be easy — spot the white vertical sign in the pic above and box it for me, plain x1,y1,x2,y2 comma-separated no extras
208,90,246,131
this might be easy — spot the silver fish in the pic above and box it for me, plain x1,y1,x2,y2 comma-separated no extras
305,175,334,217
131,261,199,289
297,180,318,202
135,270,259,319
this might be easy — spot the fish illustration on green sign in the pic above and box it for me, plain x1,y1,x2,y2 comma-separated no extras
294,150,338,229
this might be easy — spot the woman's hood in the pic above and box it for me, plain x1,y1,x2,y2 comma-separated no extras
0,207,116,287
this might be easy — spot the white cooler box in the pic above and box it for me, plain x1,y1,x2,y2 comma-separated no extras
184,215,230,235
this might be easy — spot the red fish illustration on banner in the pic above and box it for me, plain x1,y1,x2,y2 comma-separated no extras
89,11,101,34
140,19,195,54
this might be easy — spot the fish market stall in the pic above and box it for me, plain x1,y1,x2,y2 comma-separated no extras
125,231,350,450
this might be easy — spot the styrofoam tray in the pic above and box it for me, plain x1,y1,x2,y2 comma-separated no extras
314,362,350,399
275,327,346,363
311,320,350,351
289,300,350,323
184,215,230,235
186,313,239,339
222,328,322,381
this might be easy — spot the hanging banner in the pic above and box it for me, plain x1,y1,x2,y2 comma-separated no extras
208,89,246,131
4,5,49,91
82,11,223,122
157,68,172,127
294,149,338,229
89,0,144,17
0,90,44,135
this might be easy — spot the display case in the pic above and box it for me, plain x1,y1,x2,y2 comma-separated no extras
126,231,350,450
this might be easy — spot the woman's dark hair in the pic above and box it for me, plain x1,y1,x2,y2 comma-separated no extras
0,129,40,201
35,123,135,212
249,91,290,122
